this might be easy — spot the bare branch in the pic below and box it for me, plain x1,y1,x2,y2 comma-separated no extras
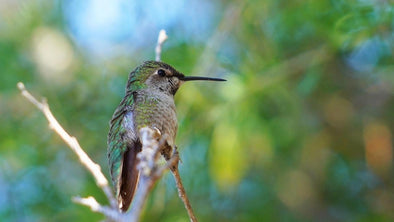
17,82,117,209
73,196,121,221
171,166,198,222
125,127,174,222
127,126,197,222
155,29,168,61
18,29,199,222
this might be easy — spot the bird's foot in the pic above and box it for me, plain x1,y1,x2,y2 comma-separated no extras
167,150,180,172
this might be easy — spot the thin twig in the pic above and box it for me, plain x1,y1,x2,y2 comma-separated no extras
72,196,121,221
17,82,117,209
155,29,168,61
155,29,198,222
171,166,198,222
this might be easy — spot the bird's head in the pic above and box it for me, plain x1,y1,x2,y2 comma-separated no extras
126,61,226,95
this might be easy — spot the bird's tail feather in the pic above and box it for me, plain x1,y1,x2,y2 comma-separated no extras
118,142,141,212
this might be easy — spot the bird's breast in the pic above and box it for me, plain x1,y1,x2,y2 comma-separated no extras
133,91,178,145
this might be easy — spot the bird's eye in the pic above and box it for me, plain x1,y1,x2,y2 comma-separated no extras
158,69,166,77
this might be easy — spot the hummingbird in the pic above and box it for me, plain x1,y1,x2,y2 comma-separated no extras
107,61,225,212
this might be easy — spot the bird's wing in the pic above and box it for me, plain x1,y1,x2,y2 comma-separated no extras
107,92,141,212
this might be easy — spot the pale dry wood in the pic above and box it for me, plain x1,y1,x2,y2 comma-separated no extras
126,127,164,222
17,82,117,210
17,84,179,221
18,29,198,222
125,128,182,222
72,196,122,221
155,29,168,61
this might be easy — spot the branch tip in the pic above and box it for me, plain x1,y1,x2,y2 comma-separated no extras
155,29,168,61
17,83,117,210
17,82,25,91
158,29,168,45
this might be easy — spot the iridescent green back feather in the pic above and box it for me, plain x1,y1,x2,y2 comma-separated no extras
107,61,168,197
107,92,133,190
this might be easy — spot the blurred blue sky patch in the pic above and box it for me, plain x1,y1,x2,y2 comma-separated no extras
346,36,389,73
64,0,217,57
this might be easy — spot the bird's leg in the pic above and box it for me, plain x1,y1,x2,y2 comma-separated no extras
160,142,172,161
160,141,179,171
168,147,180,171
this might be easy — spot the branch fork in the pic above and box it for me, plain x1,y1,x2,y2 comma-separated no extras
18,30,197,222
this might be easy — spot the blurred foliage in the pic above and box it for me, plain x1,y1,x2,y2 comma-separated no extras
1,0,393,221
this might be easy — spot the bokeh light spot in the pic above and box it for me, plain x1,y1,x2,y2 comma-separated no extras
31,27,75,84
275,169,318,214
210,122,246,191
363,121,393,178
323,96,354,128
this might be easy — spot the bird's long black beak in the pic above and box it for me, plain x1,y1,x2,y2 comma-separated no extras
179,76,226,82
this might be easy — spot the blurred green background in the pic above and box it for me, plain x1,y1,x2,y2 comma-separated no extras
1,0,393,221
